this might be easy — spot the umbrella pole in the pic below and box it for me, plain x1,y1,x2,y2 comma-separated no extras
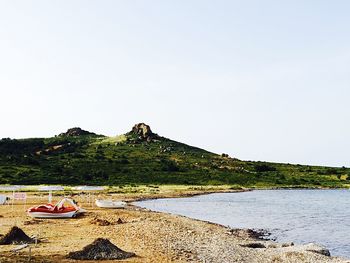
11,190,14,213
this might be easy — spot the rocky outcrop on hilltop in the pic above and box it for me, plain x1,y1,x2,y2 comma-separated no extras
59,127,96,137
127,123,160,143
132,123,153,138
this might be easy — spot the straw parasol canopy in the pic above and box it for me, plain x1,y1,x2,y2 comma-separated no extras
72,186,105,206
72,186,105,191
38,185,64,203
0,185,23,191
38,186,64,191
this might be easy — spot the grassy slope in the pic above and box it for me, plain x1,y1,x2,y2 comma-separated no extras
0,131,349,188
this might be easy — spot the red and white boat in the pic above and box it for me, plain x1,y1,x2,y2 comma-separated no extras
27,198,86,218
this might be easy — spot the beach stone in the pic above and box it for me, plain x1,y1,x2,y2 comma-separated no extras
281,242,294,247
304,243,331,256
240,243,266,248
90,217,112,226
267,243,278,248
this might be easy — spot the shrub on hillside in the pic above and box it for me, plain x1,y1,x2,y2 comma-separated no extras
160,159,180,172
254,163,277,172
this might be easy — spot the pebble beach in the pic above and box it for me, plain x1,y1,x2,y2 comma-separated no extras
0,189,349,263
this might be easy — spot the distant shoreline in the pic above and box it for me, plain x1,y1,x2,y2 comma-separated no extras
129,186,350,202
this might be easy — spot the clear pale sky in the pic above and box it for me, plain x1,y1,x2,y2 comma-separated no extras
0,1,349,167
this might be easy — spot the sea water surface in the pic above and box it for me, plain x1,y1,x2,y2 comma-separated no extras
136,190,350,258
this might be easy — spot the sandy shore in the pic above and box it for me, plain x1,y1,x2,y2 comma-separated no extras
0,188,349,263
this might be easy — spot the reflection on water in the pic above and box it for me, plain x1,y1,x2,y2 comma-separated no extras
136,190,350,257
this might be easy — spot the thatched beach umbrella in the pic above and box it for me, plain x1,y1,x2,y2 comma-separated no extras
0,185,25,211
38,185,64,203
71,186,105,206
72,186,105,191
0,185,24,195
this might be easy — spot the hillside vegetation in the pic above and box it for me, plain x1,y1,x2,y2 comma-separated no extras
0,123,349,188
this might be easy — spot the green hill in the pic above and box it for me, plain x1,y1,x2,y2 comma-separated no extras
0,123,349,188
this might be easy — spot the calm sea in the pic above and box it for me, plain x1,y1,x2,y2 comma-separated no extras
136,190,350,258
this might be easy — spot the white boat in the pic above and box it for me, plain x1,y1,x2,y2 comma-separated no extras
27,198,86,218
0,195,7,205
95,199,127,209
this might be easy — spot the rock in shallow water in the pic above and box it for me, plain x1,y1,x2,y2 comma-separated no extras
304,243,331,256
284,243,331,257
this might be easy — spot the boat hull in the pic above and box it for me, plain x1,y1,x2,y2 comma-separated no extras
95,200,126,209
27,198,85,219
28,210,78,218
